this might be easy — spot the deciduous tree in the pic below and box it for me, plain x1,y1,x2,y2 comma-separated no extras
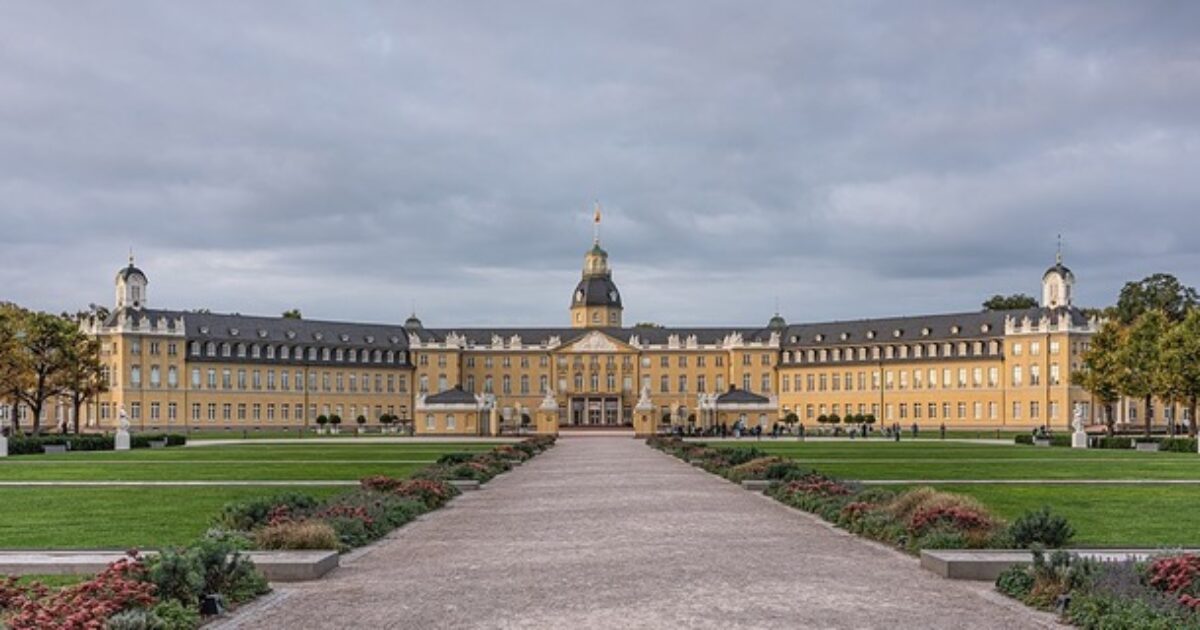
982,294,1039,311
1158,310,1200,438
1075,321,1124,435
1116,310,1169,437
1115,273,1199,324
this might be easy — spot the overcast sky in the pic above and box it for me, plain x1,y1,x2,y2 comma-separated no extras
1,2,1197,327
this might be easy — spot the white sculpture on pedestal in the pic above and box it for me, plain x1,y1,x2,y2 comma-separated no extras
1071,405,1088,449
0,426,8,458
115,405,131,451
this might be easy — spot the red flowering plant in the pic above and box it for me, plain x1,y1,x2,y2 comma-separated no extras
839,501,874,524
5,551,157,630
1147,554,1200,610
361,477,458,510
785,475,854,498
908,505,994,536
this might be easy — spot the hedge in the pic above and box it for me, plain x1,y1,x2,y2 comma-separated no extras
6,433,187,455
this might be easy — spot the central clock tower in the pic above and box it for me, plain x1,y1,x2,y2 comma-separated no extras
570,237,623,328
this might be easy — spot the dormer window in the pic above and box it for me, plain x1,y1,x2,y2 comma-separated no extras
814,334,824,342
840,332,850,341
365,336,374,344
199,326,210,335
313,332,323,341
229,328,239,336
893,329,903,338
951,325,961,334
866,330,876,339
286,331,296,339
981,324,991,333
390,336,399,344
921,328,931,336
339,334,350,342
257,329,268,338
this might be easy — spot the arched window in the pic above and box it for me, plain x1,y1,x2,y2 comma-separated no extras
205,342,216,356
280,346,290,360
221,343,231,357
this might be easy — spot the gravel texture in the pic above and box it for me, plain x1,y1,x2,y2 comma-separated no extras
216,437,1055,629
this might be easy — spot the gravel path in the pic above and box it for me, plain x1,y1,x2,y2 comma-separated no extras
216,437,1054,629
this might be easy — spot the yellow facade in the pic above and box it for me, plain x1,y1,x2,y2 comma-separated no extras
77,241,1151,438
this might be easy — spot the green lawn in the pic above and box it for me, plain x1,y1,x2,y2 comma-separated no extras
0,443,500,481
709,440,1200,547
931,484,1200,548
715,440,1200,480
0,486,344,549
0,441,497,548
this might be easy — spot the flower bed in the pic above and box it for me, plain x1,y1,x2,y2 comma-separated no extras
0,539,268,630
0,436,557,628
213,436,556,552
648,437,1017,553
996,550,1200,627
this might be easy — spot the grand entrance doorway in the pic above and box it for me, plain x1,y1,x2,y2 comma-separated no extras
567,396,622,426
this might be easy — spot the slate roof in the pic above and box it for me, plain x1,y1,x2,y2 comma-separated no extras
412,325,780,347
780,306,1089,348
716,387,771,404
115,263,147,282
103,308,411,350
424,387,479,405
572,276,622,308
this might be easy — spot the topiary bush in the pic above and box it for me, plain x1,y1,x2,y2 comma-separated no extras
1008,506,1075,549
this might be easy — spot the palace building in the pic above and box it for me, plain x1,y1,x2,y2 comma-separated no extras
75,231,1105,436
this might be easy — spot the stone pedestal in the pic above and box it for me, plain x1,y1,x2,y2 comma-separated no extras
1071,430,1088,449
0,435,7,458
115,429,131,451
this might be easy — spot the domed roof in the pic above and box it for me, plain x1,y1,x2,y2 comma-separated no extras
768,313,787,330
116,262,147,283
1043,261,1074,280
572,276,622,308
589,243,608,257
404,313,423,331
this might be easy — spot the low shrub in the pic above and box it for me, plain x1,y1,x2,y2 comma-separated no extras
1161,438,1198,453
436,452,476,465
188,538,269,605
1096,436,1134,450
213,492,320,531
146,547,205,606
996,563,1036,600
362,476,458,510
724,456,790,482
254,520,340,550
1007,506,1075,549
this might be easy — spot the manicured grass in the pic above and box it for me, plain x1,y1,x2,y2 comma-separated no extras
713,440,1200,480
0,441,499,548
707,439,1200,547
0,486,344,549
927,484,1200,548
0,443,501,481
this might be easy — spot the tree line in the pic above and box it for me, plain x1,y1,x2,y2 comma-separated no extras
0,303,106,435
1075,274,1200,437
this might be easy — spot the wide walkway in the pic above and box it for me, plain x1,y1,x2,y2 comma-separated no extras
218,437,1053,629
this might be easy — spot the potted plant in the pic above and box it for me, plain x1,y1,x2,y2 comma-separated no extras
379,413,393,434
783,412,799,433
329,414,342,435
356,414,367,435
315,415,329,435
520,413,531,434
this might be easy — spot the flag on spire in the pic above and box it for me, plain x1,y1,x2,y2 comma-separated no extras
593,201,601,224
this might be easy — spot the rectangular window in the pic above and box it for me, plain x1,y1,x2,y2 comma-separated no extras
191,403,201,421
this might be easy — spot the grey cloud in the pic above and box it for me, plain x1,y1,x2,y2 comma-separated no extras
1,1,1198,326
